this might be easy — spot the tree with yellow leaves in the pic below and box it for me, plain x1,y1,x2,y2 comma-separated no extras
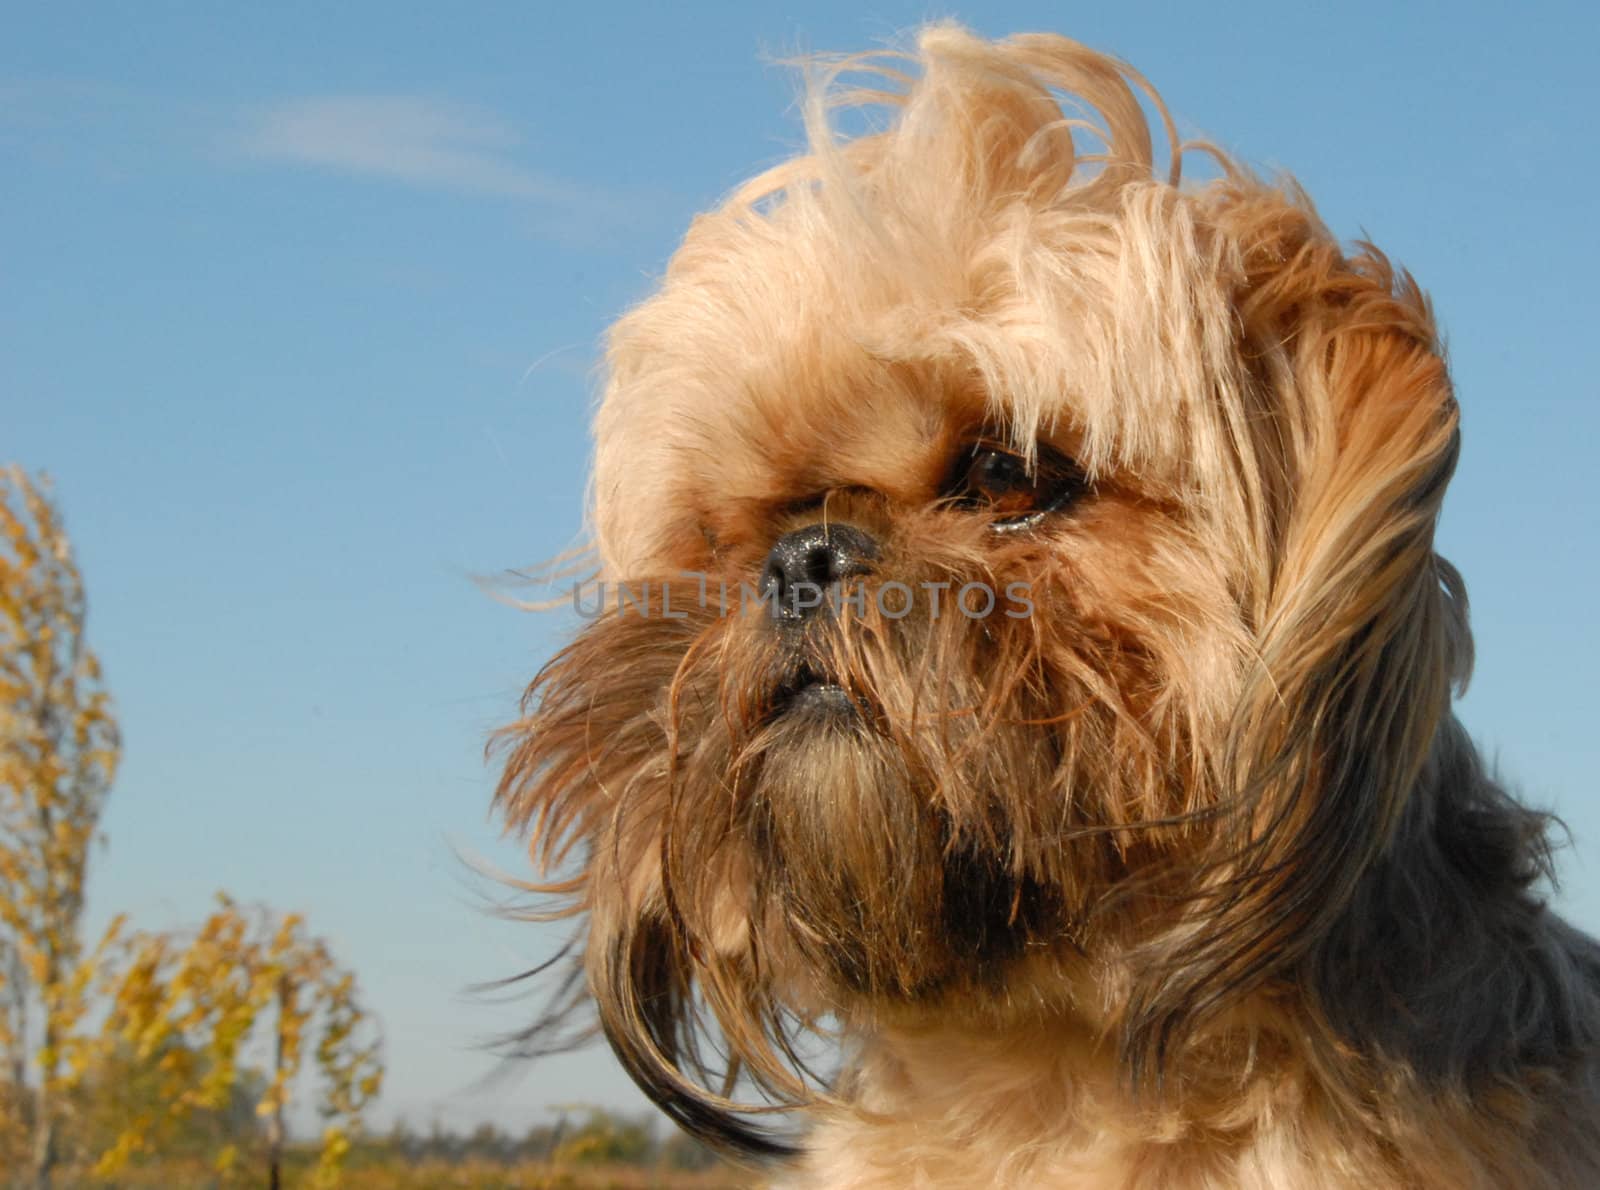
1,467,387,1185
0,466,120,1189
97,895,384,1187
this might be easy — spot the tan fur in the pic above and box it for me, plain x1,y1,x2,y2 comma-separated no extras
494,24,1600,1188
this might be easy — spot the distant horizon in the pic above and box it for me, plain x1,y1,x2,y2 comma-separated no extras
7,1,1596,1136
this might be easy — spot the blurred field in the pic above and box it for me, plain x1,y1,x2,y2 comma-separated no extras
344,1163,752,1189
33,1107,766,1188
24,1100,765,1189
52,1159,758,1189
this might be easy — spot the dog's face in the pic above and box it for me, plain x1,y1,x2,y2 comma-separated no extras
497,26,1467,1149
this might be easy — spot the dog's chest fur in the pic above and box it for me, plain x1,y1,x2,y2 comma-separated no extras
770,1017,1582,1189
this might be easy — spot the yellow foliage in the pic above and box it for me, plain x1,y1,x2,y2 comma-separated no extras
95,897,384,1183
0,465,121,1179
3,467,387,1186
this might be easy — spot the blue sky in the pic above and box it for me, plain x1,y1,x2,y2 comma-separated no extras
5,0,1597,1137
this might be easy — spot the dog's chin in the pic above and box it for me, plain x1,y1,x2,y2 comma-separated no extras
741,690,1063,1003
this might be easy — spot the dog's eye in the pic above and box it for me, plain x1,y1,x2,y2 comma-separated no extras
944,441,1086,531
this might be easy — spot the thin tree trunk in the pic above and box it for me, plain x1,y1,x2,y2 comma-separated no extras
29,934,61,1190
30,1020,56,1190
4,949,31,1135
267,975,288,1190
29,717,61,1190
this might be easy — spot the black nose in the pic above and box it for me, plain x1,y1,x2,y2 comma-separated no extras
760,522,878,621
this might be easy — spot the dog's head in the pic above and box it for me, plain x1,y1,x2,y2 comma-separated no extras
495,25,1468,1152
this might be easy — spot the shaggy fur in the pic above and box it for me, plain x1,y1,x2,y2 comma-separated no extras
493,25,1600,1188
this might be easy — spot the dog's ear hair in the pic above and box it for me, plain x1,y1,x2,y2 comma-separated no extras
492,608,801,1162
1125,209,1467,1078
1307,712,1594,1087
591,915,799,1160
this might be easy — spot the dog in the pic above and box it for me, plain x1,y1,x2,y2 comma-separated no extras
493,24,1600,1188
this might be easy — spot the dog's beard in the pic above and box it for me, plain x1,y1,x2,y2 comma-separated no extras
502,542,1181,1010
744,666,1067,999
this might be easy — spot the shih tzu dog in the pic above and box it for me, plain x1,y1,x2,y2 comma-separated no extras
494,24,1600,1188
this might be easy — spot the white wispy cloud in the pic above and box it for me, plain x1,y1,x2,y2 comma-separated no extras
241,95,591,206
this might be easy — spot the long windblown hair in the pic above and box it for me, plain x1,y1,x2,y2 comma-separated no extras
493,24,1600,1184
